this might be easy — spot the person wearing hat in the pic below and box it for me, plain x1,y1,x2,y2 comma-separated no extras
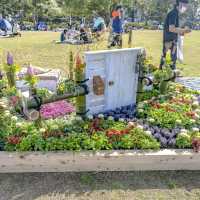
160,0,191,70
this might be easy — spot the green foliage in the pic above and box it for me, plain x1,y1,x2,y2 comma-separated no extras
148,107,194,129
36,88,52,99
138,89,159,102
17,133,45,151
24,74,38,89
109,128,160,150
176,133,191,149
57,79,76,95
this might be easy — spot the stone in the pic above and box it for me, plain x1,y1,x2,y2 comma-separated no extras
16,67,61,92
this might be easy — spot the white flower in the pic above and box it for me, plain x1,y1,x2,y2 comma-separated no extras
192,127,199,132
137,103,144,109
119,118,125,122
0,102,7,109
195,109,200,114
179,132,190,138
194,113,200,119
145,131,152,136
190,119,196,124
11,116,18,121
87,115,94,120
16,122,23,128
138,109,144,113
192,101,199,108
108,116,114,121
137,125,144,130
148,118,155,123
75,116,83,121
176,119,182,124
98,114,104,119
180,129,188,133
128,122,135,128
39,128,46,133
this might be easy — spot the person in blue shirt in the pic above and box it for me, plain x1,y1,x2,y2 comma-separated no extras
112,5,123,34
92,14,106,34
160,0,191,70
108,5,123,48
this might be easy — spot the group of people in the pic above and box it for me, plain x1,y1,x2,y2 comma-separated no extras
60,6,123,46
60,15,107,44
60,0,191,70
0,15,21,37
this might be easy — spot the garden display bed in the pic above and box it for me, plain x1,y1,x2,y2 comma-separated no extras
0,149,200,173
1,50,200,173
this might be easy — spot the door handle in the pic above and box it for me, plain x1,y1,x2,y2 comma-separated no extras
108,81,114,86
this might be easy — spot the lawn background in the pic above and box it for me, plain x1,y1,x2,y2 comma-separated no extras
0,30,200,77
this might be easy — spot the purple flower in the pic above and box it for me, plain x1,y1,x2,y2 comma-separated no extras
7,52,14,65
27,66,35,76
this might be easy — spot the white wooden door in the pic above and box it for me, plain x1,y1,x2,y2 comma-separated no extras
85,48,142,114
105,49,140,110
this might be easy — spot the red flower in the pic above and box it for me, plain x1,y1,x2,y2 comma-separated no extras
192,138,200,153
7,136,21,145
106,129,130,138
10,96,20,106
186,112,196,119
89,118,103,134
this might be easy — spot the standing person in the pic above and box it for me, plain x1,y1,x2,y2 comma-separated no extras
160,0,191,70
108,5,124,48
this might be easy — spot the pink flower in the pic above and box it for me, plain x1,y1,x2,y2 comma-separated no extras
40,100,75,119
27,66,35,76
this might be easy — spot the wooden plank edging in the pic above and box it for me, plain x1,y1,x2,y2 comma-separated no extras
0,149,199,173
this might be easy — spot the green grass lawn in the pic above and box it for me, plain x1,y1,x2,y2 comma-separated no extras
0,30,200,76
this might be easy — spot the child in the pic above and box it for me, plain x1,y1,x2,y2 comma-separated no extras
60,29,67,42
108,5,123,48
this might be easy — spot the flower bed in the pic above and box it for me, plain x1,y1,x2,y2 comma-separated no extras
0,53,200,154
0,82,200,153
136,83,200,151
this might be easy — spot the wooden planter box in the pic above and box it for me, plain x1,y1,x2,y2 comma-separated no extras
0,149,199,173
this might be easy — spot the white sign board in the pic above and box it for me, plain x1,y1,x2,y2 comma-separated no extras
85,48,143,114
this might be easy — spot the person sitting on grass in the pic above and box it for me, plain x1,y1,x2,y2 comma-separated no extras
92,13,106,39
60,29,67,43
160,0,191,70
80,24,90,43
